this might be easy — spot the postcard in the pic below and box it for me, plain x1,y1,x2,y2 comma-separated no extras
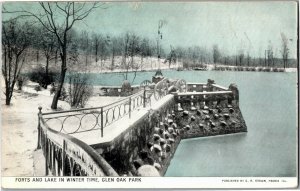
1,0,298,189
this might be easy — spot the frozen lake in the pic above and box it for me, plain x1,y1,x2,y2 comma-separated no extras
89,70,297,177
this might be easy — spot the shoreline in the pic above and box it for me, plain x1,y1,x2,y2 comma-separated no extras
72,65,297,74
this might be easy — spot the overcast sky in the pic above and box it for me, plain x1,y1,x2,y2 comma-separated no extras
3,1,298,58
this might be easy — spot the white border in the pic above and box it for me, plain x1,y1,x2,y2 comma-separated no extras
1,177,298,189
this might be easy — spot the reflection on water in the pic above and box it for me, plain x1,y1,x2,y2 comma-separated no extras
93,70,297,177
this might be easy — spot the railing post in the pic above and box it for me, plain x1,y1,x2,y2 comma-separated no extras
101,107,104,137
62,140,66,176
129,97,132,118
143,87,146,108
37,106,42,150
45,134,49,176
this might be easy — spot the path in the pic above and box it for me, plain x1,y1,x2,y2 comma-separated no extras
1,87,122,176
71,95,173,146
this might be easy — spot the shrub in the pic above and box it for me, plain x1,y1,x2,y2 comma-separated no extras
49,83,56,95
67,73,93,108
59,87,68,101
28,66,59,89
16,75,28,90
49,82,68,101
34,85,42,92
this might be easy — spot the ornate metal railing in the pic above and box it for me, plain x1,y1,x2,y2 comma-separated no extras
43,90,150,137
37,107,118,176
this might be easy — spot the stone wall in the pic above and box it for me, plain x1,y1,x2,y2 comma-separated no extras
92,96,179,176
92,83,247,176
174,84,246,139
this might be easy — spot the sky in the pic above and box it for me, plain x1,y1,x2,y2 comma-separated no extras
2,1,298,58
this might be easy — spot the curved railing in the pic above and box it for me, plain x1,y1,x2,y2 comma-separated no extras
37,107,119,176
43,90,150,136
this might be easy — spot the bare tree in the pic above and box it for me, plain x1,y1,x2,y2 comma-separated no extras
267,42,274,67
37,26,58,88
140,38,150,70
238,49,244,66
281,32,289,69
4,2,102,109
166,45,177,68
128,33,140,70
121,32,131,80
2,20,32,105
213,44,221,67
109,36,121,71
68,72,93,108
92,33,101,64
99,35,110,71
79,31,91,66
246,52,251,66
120,32,141,83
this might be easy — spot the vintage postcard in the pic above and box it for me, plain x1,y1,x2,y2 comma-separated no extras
1,0,298,189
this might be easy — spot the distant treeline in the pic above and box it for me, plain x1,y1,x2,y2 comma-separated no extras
3,20,297,73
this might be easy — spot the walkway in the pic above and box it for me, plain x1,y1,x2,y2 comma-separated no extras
70,94,174,146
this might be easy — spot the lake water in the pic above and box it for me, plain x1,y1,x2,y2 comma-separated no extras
89,70,297,177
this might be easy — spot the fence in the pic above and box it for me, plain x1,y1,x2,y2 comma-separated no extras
42,90,150,137
174,91,234,106
186,82,228,92
37,107,118,176
174,82,239,109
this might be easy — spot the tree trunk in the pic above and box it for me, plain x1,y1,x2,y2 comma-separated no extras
36,50,39,63
43,57,50,89
111,51,115,71
46,57,49,77
95,43,98,64
5,86,11,105
55,49,58,65
85,54,88,66
51,44,67,109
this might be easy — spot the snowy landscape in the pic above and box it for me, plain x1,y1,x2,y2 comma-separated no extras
1,1,298,186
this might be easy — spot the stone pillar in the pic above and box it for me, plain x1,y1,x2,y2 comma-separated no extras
37,107,42,150
228,83,239,106
206,79,215,92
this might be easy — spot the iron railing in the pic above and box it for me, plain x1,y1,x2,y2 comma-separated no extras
42,90,151,137
37,107,118,176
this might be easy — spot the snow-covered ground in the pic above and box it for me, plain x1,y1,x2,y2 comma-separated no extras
1,80,121,176
1,64,297,176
